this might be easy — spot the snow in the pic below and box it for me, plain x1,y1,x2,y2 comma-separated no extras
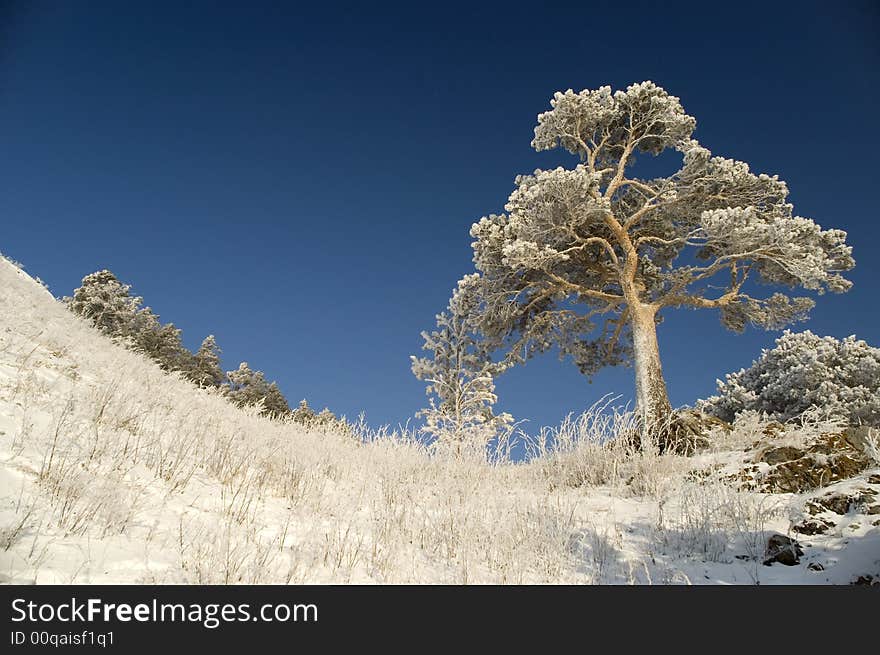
0,255,877,585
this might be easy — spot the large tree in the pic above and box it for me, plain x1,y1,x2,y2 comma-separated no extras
466,81,854,432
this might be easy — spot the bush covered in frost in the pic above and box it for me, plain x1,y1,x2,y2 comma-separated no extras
701,330,880,427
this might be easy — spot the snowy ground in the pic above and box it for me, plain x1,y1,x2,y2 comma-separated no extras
1,256,878,584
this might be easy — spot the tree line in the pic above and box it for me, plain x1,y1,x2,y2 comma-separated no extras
66,270,339,427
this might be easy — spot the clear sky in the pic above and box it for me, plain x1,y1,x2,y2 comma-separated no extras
2,1,878,433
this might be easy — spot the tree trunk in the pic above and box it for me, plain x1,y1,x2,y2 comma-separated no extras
629,302,672,433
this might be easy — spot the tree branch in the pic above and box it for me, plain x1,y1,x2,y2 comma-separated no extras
605,308,629,358
558,235,620,266
544,271,624,303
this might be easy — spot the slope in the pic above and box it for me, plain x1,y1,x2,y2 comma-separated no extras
1,255,878,584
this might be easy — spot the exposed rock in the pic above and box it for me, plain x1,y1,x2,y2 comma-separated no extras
792,518,834,535
761,421,786,438
751,432,870,494
685,464,724,483
763,534,803,566
844,426,876,453
807,562,825,571
805,490,876,516
726,464,761,490
868,474,880,485
852,575,879,586
759,446,804,466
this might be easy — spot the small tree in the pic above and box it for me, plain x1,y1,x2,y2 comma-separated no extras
701,330,880,427
148,323,190,372
291,399,318,424
67,270,143,336
225,362,291,417
261,381,292,416
290,399,341,429
188,335,225,387
465,81,854,432
412,275,513,458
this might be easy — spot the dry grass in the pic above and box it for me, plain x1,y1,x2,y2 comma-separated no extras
2,255,864,585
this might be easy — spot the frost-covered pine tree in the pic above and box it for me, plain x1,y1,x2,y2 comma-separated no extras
68,271,188,371
67,270,143,336
225,362,291,417
148,323,190,372
465,81,855,433
261,381,292,417
188,335,225,387
701,330,880,427
411,275,513,457
291,399,318,424
118,305,190,373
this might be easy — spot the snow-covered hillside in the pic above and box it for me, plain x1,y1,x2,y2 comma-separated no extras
1,256,878,584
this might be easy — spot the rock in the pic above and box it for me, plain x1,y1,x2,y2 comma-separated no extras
852,575,879,586
752,432,870,494
763,534,804,566
762,421,786,438
687,464,724,479
759,446,805,466
868,474,880,485
792,518,834,535
805,490,876,516
843,426,876,453
807,562,825,571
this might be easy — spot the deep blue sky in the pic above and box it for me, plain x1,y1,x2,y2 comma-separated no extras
2,1,878,432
